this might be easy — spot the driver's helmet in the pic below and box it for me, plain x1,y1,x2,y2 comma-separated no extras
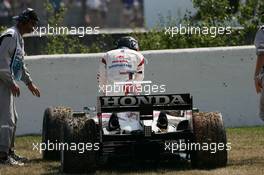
116,36,139,51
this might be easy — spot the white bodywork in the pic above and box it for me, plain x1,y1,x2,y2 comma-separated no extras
93,110,192,135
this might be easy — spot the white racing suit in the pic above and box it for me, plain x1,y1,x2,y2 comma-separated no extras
0,27,32,154
98,47,144,96
97,47,145,132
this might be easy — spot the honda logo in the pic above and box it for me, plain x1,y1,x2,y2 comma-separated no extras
100,95,187,107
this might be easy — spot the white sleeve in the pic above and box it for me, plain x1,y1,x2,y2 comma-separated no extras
135,54,144,81
21,62,32,85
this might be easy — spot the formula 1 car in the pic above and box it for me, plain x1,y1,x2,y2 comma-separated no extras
42,94,228,173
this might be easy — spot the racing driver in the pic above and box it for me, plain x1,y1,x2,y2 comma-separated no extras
97,36,145,131
97,36,145,96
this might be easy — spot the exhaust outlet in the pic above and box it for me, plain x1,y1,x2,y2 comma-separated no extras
157,111,168,129
108,113,120,131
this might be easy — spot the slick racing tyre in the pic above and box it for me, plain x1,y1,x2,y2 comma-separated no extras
61,116,98,173
191,112,228,169
42,106,72,160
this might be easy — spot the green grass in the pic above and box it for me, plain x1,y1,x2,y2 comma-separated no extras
0,127,263,175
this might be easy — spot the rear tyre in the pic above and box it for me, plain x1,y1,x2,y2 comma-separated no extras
191,112,228,169
61,116,98,173
42,106,72,160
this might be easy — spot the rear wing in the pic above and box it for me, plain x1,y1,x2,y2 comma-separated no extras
97,94,193,115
